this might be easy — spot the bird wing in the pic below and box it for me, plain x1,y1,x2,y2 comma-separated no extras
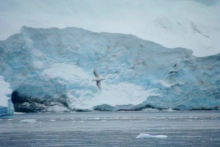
97,81,101,90
93,68,99,77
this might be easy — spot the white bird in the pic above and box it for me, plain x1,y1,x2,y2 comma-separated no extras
92,68,105,90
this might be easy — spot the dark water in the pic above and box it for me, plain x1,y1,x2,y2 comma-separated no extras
0,111,220,147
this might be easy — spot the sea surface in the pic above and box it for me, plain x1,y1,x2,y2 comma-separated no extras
0,111,220,147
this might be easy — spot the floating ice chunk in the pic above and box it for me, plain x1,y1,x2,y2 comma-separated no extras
158,117,166,120
50,119,56,122
121,117,129,119
14,112,25,115
168,117,177,119
136,133,167,139
7,119,14,121
20,119,37,123
94,117,100,120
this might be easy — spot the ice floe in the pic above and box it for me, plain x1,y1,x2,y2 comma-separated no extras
20,119,37,123
136,133,168,139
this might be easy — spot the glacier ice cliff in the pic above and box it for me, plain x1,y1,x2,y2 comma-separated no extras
0,26,219,112
0,76,14,116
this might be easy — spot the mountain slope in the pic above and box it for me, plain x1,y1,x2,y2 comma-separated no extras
0,0,220,56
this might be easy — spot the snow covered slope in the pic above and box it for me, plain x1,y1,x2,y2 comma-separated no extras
0,0,220,57
0,75,14,116
0,26,219,111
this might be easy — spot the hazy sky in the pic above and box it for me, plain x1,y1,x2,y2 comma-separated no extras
0,0,220,56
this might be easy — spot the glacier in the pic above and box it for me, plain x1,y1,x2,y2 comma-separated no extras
0,26,219,112
0,75,14,116
0,0,220,57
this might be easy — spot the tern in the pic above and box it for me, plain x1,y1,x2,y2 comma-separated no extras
92,68,105,90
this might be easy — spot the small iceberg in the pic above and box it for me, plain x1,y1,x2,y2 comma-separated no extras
20,119,37,123
14,112,25,115
136,133,167,139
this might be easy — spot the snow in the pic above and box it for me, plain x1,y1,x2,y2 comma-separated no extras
136,133,168,139
156,80,184,88
0,0,220,56
33,61,44,69
0,76,12,107
156,80,173,88
43,63,92,83
20,119,37,123
68,82,158,109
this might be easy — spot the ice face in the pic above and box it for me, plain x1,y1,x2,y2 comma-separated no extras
0,26,219,111
0,76,12,107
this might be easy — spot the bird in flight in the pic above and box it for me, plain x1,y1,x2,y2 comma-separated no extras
92,68,105,90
